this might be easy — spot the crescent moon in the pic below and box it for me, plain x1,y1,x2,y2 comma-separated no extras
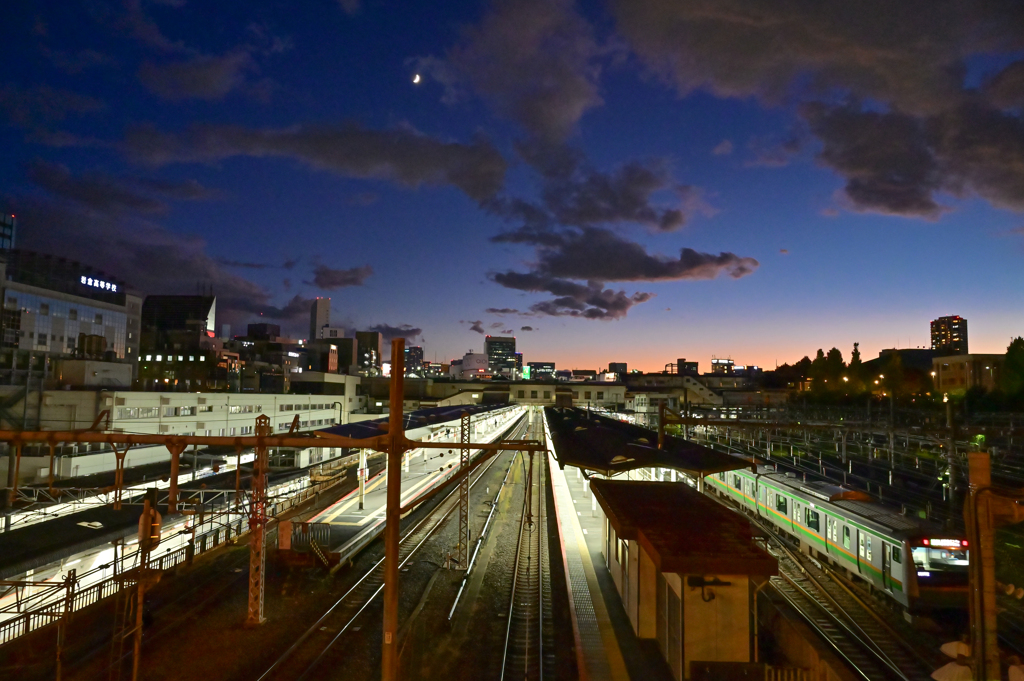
412,73,421,84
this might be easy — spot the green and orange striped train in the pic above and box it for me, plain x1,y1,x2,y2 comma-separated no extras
707,465,969,612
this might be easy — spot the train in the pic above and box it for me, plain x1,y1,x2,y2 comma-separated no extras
707,465,968,612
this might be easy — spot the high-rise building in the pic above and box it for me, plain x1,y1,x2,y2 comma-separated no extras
355,330,383,373
608,362,627,375
484,335,516,376
310,297,330,340
0,214,16,250
405,345,424,374
515,352,523,370
931,315,968,355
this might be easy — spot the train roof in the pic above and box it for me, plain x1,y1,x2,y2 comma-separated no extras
755,469,950,539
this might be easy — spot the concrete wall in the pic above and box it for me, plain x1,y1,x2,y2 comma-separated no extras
682,573,750,675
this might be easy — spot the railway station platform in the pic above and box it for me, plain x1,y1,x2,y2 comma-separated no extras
288,406,525,567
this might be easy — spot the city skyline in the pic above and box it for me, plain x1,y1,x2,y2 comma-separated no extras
1,2,1022,372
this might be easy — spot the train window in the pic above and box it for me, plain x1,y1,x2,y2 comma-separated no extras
775,494,787,515
843,526,851,549
733,474,741,488
892,546,901,564
805,509,820,532
867,537,873,561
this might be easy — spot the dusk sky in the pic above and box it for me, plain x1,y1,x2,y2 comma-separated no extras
2,1,1023,372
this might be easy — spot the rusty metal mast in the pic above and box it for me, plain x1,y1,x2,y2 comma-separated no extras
456,412,471,568
246,414,272,626
381,339,406,681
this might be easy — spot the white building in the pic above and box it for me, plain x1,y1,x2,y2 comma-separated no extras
0,386,367,483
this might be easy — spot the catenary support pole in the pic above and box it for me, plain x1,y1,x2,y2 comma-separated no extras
381,339,406,681
245,415,271,626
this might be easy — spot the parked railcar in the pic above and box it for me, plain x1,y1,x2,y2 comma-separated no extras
707,465,967,612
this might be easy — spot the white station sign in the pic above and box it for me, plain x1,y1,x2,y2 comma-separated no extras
80,275,117,292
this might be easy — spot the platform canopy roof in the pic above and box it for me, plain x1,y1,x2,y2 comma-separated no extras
545,408,753,478
591,479,777,577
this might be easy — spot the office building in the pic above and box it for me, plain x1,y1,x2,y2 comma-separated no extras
931,315,968,355
0,214,15,250
406,345,424,374
355,330,383,373
138,295,221,390
319,326,345,340
0,249,142,370
514,352,523,370
310,297,330,340
608,362,627,375
484,335,516,376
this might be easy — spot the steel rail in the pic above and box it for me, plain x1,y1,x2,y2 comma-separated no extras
257,415,530,681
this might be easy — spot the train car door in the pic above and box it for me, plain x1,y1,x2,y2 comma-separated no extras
883,544,892,592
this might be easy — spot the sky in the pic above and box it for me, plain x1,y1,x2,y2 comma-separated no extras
1,0,1023,372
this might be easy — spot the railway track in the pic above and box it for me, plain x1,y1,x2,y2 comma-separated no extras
500,419,554,681
753,517,937,681
258,414,529,681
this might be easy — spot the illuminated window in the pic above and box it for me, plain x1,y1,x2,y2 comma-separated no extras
843,526,851,550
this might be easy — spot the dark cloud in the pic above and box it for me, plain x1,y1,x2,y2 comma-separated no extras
489,322,503,329
802,100,1024,217
125,123,507,202
485,307,521,315
489,225,757,319
502,328,514,333
417,0,602,142
984,60,1024,109
611,1,1024,115
42,48,113,75
306,264,373,289
611,2,1024,219
801,103,943,218
520,325,535,331
489,143,689,232
0,193,304,332
494,226,758,281
121,0,191,53
490,272,654,319
27,160,216,215
0,85,105,128
467,320,485,334
139,50,256,101
367,324,423,342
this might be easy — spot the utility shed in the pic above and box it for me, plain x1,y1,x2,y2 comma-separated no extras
591,479,778,681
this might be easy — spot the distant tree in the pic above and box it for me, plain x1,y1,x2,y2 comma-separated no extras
1002,337,1024,397
810,349,827,391
795,356,812,379
825,347,845,384
882,351,906,396
847,342,865,392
